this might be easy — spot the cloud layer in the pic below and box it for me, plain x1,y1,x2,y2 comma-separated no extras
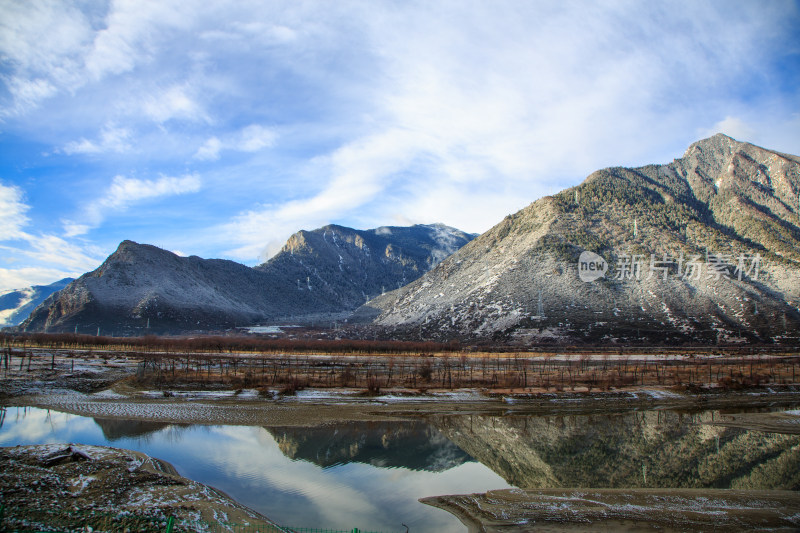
0,0,798,288
0,182,104,290
62,174,202,237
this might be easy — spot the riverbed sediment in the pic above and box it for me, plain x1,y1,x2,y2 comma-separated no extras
421,488,800,532
0,444,280,532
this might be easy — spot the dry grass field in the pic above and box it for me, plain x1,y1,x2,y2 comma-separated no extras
2,333,798,396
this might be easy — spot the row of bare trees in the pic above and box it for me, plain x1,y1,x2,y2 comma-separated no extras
3,332,798,393
130,351,800,393
1,332,457,355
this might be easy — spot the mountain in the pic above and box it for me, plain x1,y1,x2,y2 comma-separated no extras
19,223,473,335
21,241,277,334
0,278,73,327
256,223,474,310
358,135,800,344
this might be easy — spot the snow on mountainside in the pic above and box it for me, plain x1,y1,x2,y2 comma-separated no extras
0,278,73,327
21,241,276,334
257,223,475,310
358,135,800,344
20,224,473,335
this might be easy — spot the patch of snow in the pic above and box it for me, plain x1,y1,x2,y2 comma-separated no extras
642,389,683,400
290,389,362,401
243,326,283,334
70,474,96,494
91,389,127,399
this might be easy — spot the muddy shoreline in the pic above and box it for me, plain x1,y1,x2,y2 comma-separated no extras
0,444,280,532
421,488,800,532
5,386,800,431
2,351,800,428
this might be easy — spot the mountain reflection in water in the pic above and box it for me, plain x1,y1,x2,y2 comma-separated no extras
0,407,506,532
267,421,472,471
93,418,177,441
1,406,798,531
430,410,800,490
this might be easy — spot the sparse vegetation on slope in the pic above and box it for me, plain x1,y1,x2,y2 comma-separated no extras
364,135,800,344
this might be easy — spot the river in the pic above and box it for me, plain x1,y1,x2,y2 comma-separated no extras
1,405,798,532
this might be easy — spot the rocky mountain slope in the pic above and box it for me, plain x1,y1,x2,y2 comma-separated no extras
20,224,472,335
359,135,800,344
256,223,474,311
0,278,73,327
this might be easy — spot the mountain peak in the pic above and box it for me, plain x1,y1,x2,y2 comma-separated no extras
98,241,178,273
115,239,146,253
683,133,741,158
111,240,165,257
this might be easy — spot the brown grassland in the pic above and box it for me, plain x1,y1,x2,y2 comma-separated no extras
2,332,799,396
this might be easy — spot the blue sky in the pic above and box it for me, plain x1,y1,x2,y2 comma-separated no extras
1,0,798,291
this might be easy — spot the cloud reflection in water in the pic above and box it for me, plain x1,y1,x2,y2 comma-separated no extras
0,407,509,532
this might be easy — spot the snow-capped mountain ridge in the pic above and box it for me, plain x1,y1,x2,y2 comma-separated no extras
0,278,74,327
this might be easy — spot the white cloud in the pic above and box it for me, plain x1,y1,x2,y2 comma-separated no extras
0,243,99,291
194,137,223,161
0,183,30,239
3,77,59,117
702,116,758,143
2,0,799,274
230,21,298,44
61,223,92,238
213,1,800,261
142,85,208,123
220,128,418,260
0,0,91,116
0,184,103,291
0,0,200,120
62,125,132,155
11,233,103,272
194,125,277,161
238,125,276,152
83,0,188,80
0,267,76,293
64,174,202,236
100,174,202,208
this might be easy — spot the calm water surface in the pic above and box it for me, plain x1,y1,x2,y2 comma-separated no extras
0,407,508,532
1,406,798,532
